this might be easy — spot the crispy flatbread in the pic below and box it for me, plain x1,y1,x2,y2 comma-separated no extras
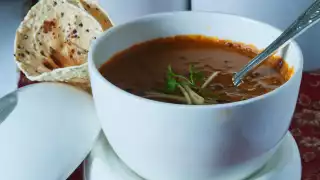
15,0,112,90
77,0,113,30
66,0,112,29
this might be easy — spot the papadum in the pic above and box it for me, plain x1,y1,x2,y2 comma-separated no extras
14,0,112,91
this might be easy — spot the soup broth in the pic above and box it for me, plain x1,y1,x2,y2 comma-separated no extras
99,35,293,105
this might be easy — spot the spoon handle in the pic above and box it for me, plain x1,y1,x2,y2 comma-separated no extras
233,0,320,86
0,90,18,125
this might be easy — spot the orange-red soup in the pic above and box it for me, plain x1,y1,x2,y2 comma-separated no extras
100,35,292,104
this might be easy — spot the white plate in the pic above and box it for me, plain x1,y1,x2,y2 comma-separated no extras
84,132,301,180
0,83,101,180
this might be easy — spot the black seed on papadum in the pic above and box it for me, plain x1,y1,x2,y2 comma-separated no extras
19,53,25,57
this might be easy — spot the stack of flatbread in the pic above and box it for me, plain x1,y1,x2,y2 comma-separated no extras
14,0,113,92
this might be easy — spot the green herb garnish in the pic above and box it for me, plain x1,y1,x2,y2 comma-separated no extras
166,65,178,92
189,64,204,86
166,65,191,92
166,76,178,93
166,64,204,92
167,65,192,84
157,64,220,105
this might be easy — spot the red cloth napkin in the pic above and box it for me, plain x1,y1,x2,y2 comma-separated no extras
18,72,320,180
289,72,320,180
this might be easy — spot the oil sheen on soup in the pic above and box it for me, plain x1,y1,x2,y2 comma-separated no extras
99,35,293,105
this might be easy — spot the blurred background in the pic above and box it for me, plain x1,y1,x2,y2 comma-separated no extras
0,0,27,97
0,0,319,97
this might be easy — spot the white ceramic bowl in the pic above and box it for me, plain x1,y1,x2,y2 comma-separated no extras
88,12,303,180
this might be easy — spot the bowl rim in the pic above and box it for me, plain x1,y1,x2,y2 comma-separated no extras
88,11,304,109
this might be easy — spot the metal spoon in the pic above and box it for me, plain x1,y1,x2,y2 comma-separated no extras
232,0,320,86
0,90,18,125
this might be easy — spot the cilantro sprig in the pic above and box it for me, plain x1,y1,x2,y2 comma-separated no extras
189,65,204,86
145,64,220,105
166,64,204,92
